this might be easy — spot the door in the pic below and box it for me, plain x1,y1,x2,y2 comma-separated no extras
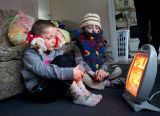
38,0,52,20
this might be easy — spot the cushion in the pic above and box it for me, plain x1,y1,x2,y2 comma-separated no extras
0,45,27,62
57,28,71,43
0,60,25,100
0,9,18,47
8,11,35,46
50,20,59,28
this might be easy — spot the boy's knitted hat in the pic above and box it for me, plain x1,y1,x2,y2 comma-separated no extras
80,13,101,28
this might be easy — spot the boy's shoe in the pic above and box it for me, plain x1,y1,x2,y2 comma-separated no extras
72,87,101,107
78,83,102,100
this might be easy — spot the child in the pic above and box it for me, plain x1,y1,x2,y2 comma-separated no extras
74,13,125,90
21,20,102,106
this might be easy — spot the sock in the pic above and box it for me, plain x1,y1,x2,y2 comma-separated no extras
70,86,100,107
106,80,111,87
105,78,126,88
78,83,102,100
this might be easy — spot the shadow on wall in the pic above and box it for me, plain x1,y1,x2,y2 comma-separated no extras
61,20,80,31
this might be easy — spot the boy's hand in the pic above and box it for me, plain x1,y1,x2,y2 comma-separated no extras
73,65,85,81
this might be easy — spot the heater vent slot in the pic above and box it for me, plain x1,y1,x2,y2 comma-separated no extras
143,47,149,51
141,45,150,51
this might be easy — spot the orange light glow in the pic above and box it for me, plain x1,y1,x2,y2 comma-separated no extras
126,53,149,97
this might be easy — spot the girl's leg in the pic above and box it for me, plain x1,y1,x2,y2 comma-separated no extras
105,78,126,88
101,64,126,88
102,64,122,80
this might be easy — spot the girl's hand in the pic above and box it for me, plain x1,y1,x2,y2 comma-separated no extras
95,69,107,81
73,65,84,81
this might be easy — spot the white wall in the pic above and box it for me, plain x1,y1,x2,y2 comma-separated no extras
51,0,110,42
0,0,110,42
0,0,38,18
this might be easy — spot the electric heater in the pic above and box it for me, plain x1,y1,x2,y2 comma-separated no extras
123,44,160,112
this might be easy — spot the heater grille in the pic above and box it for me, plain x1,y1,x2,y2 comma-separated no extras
126,53,149,97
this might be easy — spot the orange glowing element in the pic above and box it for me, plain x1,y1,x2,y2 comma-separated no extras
126,53,149,97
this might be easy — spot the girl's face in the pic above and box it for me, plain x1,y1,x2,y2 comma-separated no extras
41,26,57,51
85,24,100,33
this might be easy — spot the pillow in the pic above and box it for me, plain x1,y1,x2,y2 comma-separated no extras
57,28,71,43
50,20,59,28
8,11,35,46
0,9,18,47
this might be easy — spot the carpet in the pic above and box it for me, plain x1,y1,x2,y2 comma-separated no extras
0,64,160,116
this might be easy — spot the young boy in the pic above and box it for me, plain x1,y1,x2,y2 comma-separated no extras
21,20,102,106
74,13,125,90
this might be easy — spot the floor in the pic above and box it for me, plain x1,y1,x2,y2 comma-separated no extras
0,64,160,116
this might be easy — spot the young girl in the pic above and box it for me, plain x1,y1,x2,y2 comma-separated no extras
21,20,102,106
74,13,125,90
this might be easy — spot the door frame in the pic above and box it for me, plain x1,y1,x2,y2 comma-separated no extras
107,0,118,63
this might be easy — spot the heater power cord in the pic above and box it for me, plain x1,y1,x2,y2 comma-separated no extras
147,91,160,101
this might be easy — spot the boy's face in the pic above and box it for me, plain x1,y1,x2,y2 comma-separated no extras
85,24,100,33
41,26,57,51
